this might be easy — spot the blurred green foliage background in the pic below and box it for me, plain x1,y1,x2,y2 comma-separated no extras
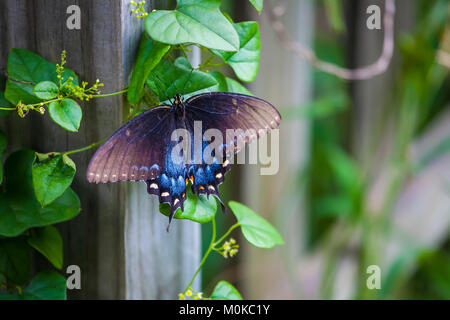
202,0,450,300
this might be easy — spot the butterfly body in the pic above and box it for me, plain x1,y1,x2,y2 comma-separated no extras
87,92,281,229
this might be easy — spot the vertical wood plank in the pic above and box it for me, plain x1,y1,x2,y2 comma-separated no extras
124,1,201,296
0,0,127,299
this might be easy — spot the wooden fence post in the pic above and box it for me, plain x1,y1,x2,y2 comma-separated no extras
0,0,200,299
241,0,314,299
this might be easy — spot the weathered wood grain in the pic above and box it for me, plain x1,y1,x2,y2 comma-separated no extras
0,0,126,299
0,0,199,299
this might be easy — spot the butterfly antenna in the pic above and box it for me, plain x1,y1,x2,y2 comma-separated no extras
153,74,173,104
172,79,180,96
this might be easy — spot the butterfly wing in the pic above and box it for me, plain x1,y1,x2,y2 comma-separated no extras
184,92,281,204
87,92,281,231
87,106,173,183
186,92,281,153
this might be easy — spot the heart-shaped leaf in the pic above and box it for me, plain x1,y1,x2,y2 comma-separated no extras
128,35,170,105
181,71,253,97
4,80,41,105
249,0,263,13
32,153,76,207
0,271,67,300
211,22,261,82
211,281,243,300
209,72,253,95
229,201,284,248
23,271,66,300
159,188,217,224
147,57,217,101
0,237,31,285
145,0,239,51
5,48,78,105
0,150,81,237
48,98,82,132
33,81,59,100
28,226,63,270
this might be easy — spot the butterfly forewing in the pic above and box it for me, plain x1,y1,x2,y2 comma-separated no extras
86,106,172,183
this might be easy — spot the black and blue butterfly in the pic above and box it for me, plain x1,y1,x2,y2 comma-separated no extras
87,92,281,229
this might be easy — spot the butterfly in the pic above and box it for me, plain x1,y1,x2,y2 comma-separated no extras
87,92,281,230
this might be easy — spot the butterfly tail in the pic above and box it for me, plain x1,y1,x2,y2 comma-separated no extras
214,194,226,213
166,196,184,232
167,206,176,233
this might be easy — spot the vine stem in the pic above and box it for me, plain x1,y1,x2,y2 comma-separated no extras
214,222,240,246
29,97,62,108
184,218,217,293
93,89,128,98
63,138,106,155
2,89,128,112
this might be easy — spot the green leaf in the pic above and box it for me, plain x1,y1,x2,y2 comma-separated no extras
32,153,76,207
223,77,253,95
0,131,6,184
211,22,261,82
4,80,41,105
22,271,66,300
147,57,217,101
48,98,82,132
209,72,253,95
0,150,81,237
0,237,31,285
145,0,239,51
28,226,63,270
159,188,217,223
229,201,284,248
0,91,14,117
5,48,78,105
128,35,170,105
249,0,263,13
211,281,243,300
33,81,59,100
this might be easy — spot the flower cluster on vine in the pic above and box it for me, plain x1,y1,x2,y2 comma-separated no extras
216,238,239,258
179,288,204,300
130,1,149,19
